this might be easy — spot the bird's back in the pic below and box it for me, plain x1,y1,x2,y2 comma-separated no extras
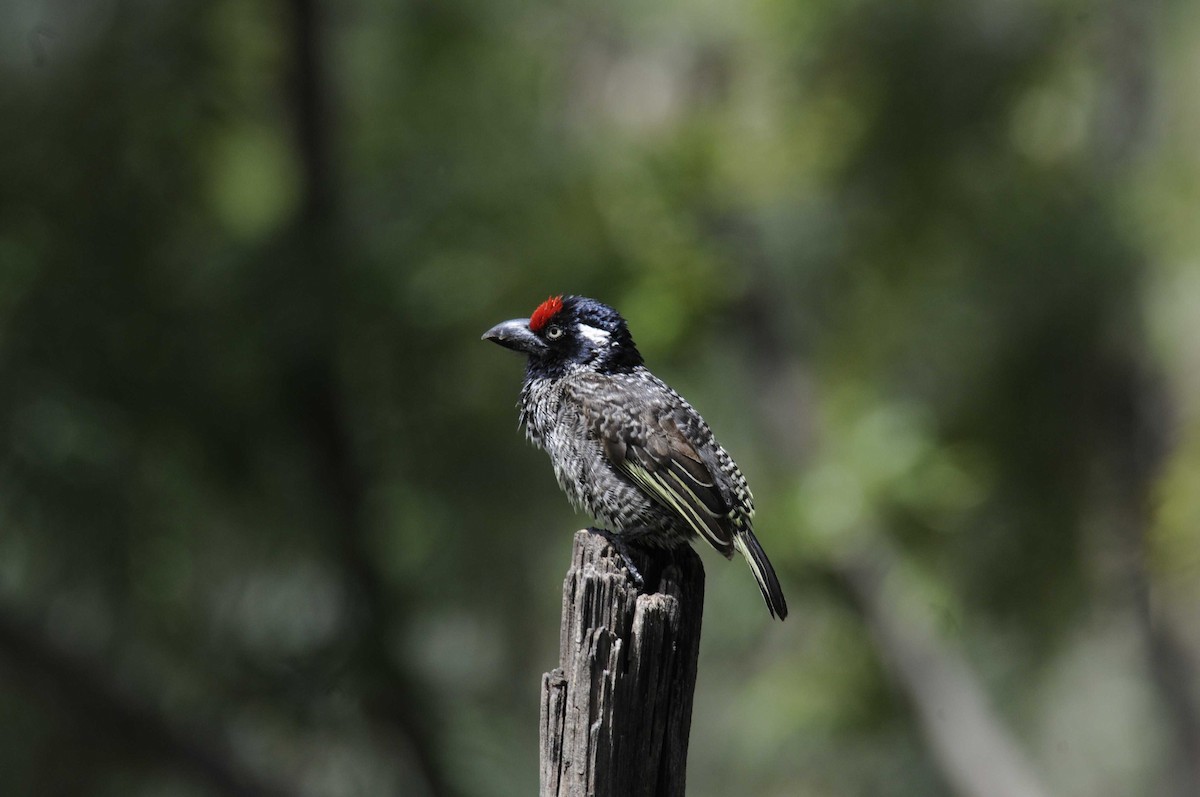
526,366,754,553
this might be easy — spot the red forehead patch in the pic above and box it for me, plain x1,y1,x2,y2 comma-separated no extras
529,295,564,332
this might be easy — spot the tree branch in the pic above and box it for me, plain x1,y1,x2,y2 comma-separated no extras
835,550,1056,797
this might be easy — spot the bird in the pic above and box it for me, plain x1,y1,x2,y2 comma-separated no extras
482,294,788,620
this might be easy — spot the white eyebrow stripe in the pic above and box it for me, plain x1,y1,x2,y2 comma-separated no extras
577,324,611,345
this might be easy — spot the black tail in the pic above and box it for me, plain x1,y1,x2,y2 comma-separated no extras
733,529,788,620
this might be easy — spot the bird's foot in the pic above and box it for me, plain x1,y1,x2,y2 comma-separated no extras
587,527,645,587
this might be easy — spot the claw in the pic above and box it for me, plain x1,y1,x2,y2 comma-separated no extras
587,527,645,587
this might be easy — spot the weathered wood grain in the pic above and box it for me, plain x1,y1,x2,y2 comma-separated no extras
540,530,704,797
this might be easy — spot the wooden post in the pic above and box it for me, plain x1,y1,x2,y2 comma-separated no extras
539,530,705,797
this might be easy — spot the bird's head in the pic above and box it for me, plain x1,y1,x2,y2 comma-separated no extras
482,295,644,377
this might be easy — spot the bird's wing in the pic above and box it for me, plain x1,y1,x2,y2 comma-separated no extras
596,400,737,559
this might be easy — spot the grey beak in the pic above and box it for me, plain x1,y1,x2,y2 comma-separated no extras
482,318,548,355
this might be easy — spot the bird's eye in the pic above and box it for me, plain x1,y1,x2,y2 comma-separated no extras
545,325,564,340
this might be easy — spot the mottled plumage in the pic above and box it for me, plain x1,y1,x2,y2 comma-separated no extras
484,295,787,619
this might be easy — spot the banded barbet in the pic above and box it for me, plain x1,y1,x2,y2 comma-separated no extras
482,295,787,620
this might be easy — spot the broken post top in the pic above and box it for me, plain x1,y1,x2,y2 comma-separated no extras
558,530,704,662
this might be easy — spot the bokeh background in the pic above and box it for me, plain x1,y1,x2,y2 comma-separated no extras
2,0,1199,795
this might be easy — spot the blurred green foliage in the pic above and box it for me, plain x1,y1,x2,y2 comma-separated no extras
1,0,1199,795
